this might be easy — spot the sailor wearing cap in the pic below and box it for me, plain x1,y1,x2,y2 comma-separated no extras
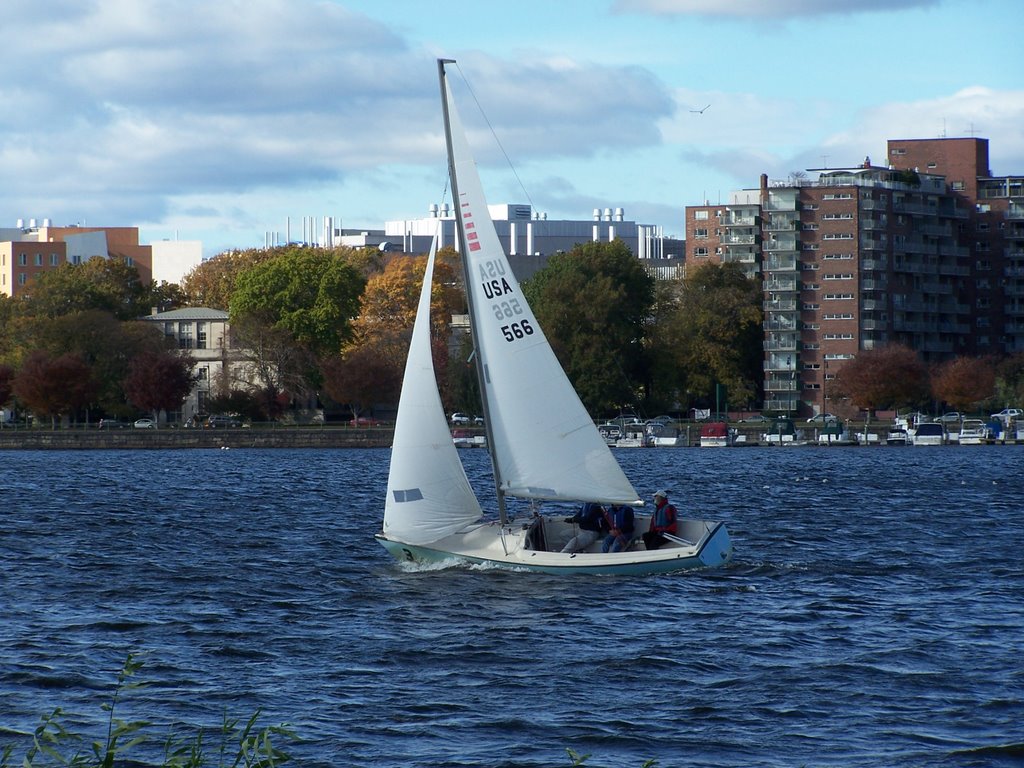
642,490,678,550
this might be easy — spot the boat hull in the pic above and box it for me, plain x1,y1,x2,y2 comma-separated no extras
376,516,732,575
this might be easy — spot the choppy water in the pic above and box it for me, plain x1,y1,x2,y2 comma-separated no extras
1,446,1023,767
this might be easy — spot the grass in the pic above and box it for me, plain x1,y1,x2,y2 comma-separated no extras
1,654,296,767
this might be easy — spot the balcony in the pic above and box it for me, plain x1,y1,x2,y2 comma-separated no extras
764,338,799,351
764,298,797,311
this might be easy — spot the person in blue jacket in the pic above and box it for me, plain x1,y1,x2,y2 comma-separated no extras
561,502,607,553
601,504,635,553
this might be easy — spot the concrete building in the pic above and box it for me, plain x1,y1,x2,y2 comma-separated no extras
328,203,683,259
685,136,1021,417
142,307,234,423
0,222,201,298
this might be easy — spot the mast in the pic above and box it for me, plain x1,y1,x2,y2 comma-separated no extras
437,58,509,526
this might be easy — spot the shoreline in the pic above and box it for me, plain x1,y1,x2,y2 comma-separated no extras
0,427,394,450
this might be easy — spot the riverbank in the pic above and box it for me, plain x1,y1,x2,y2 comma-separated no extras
0,426,394,450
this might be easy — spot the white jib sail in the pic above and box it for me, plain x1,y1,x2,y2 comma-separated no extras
444,80,641,506
383,236,482,544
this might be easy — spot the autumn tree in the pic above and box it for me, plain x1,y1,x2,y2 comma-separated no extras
21,311,172,416
321,345,403,419
181,248,276,310
523,239,654,415
829,343,929,415
930,355,996,413
124,350,197,421
13,351,97,427
654,262,763,413
335,249,465,415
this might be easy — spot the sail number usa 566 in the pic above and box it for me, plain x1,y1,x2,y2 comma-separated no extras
491,298,533,343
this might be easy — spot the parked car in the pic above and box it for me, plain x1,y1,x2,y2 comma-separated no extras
349,416,381,426
450,413,471,425
738,414,770,424
205,415,241,428
990,408,1022,424
939,411,964,424
806,413,838,425
98,419,127,429
133,418,157,430
473,415,485,425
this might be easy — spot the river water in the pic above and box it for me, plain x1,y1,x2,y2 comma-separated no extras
1,446,1022,767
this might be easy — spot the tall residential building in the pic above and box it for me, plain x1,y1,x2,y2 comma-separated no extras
685,136,1020,416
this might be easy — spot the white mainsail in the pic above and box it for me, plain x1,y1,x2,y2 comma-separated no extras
443,71,641,506
383,238,482,544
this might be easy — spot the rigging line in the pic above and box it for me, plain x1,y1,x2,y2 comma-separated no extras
452,61,536,213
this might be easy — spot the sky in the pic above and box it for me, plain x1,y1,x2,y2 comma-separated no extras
2,0,1023,258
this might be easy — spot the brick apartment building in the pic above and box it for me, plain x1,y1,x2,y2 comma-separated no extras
685,137,1024,417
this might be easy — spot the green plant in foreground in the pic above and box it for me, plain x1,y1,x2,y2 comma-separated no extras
1,653,296,768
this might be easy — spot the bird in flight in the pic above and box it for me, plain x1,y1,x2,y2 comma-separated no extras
690,104,711,114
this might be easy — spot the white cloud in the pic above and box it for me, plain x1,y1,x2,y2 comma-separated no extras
611,0,940,19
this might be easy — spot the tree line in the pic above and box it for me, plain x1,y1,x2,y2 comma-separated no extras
0,240,762,425
1,238,1021,427
826,343,1024,420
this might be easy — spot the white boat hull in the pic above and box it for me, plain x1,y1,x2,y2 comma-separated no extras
377,515,732,575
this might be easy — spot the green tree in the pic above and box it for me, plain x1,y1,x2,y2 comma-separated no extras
523,239,654,415
0,363,13,411
22,258,150,320
829,343,929,415
230,246,366,356
657,262,762,412
993,352,1024,410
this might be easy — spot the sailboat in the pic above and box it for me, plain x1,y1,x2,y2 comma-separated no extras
375,59,732,575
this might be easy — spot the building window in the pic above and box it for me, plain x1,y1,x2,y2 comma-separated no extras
694,247,709,257
197,367,209,381
693,228,708,239
952,181,965,191
34,253,42,266
19,254,27,266
50,253,60,266
695,210,708,220
824,274,854,280
197,322,207,349
823,293,854,300
178,322,194,349
18,273,27,285
802,303,820,310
